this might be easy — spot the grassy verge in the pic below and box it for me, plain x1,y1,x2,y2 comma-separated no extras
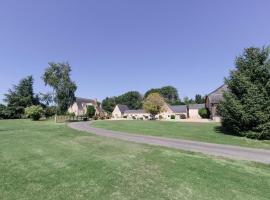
92,120,270,149
0,119,269,200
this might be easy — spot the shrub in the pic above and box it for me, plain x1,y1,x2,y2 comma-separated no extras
25,105,44,121
171,115,175,119
86,105,96,118
198,108,210,119
44,106,57,118
123,115,127,118
180,114,186,119
159,115,163,120
93,115,98,120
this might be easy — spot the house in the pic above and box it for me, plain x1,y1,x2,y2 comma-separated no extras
158,104,188,120
188,104,205,119
68,97,107,117
205,84,228,121
112,105,129,119
123,109,150,120
112,103,188,120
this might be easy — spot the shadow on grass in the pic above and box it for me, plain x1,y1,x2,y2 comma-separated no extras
214,126,240,137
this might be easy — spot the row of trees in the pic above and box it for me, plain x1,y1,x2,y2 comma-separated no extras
0,62,77,120
102,86,205,113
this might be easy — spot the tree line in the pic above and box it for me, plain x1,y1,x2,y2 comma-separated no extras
102,86,205,113
0,62,77,120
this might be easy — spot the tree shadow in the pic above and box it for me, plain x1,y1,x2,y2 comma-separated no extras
214,125,238,137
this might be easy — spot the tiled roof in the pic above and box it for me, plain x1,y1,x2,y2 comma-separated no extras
169,105,187,113
188,104,205,109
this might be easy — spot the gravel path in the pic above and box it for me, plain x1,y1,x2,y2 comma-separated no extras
68,121,270,164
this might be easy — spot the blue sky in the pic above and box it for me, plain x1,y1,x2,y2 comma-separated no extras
1,0,270,102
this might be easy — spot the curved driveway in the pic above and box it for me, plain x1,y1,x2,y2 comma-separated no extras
68,121,270,164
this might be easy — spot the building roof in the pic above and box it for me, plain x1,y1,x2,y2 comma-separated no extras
188,104,205,109
124,109,146,114
76,97,95,104
117,104,129,114
207,84,228,104
169,105,187,113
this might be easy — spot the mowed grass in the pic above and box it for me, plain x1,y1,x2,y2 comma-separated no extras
92,120,270,149
0,120,270,200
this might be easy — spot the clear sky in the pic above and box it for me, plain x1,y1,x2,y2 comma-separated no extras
1,0,270,102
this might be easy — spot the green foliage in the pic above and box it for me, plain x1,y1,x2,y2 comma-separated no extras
170,115,175,119
183,96,195,105
198,108,210,119
44,106,57,118
101,97,117,113
42,62,77,114
143,93,165,117
144,86,182,105
116,91,143,109
195,94,205,104
102,91,142,113
219,47,270,140
25,105,44,121
4,76,38,118
86,105,96,118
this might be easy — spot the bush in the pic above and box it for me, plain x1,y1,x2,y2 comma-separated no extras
180,114,186,119
123,115,127,118
198,108,210,119
25,105,44,121
44,106,57,118
93,115,98,120
171,115,175,119
159,115,163,120
86,105,96,118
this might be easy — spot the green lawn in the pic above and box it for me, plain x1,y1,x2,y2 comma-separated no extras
92,120,270,149
0,120,270,200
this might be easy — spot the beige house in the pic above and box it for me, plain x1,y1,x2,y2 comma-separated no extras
112,103,188,120
68,97,106,117
158,104,188,120
205,84,228,121
188,104,205,119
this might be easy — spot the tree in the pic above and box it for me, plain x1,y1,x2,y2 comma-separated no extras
25,105,44,121
143,93,165,118
86,105,96,118
195,94,205,104
4,76,37,118
183,96,195,105
102,97,117,113
116,91,143,109
144,86,181,105
39,92,53,106
102,91,143,113
218,47,270,140
42,62,77,114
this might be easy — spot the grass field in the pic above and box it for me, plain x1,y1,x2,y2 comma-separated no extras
92,120,270,149
0,120,270,200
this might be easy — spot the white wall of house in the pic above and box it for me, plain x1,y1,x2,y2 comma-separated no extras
112,106,122,118
189,109,201,119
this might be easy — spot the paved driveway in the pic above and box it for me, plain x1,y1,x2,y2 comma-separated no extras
68,121,270,164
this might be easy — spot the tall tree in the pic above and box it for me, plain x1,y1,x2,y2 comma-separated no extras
116,91,143,109
219,47,270,140
42,62,77,114
4,76,37,118
144,86,181,105
194,94,205,104
143,93,165,118
101,97,117,113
